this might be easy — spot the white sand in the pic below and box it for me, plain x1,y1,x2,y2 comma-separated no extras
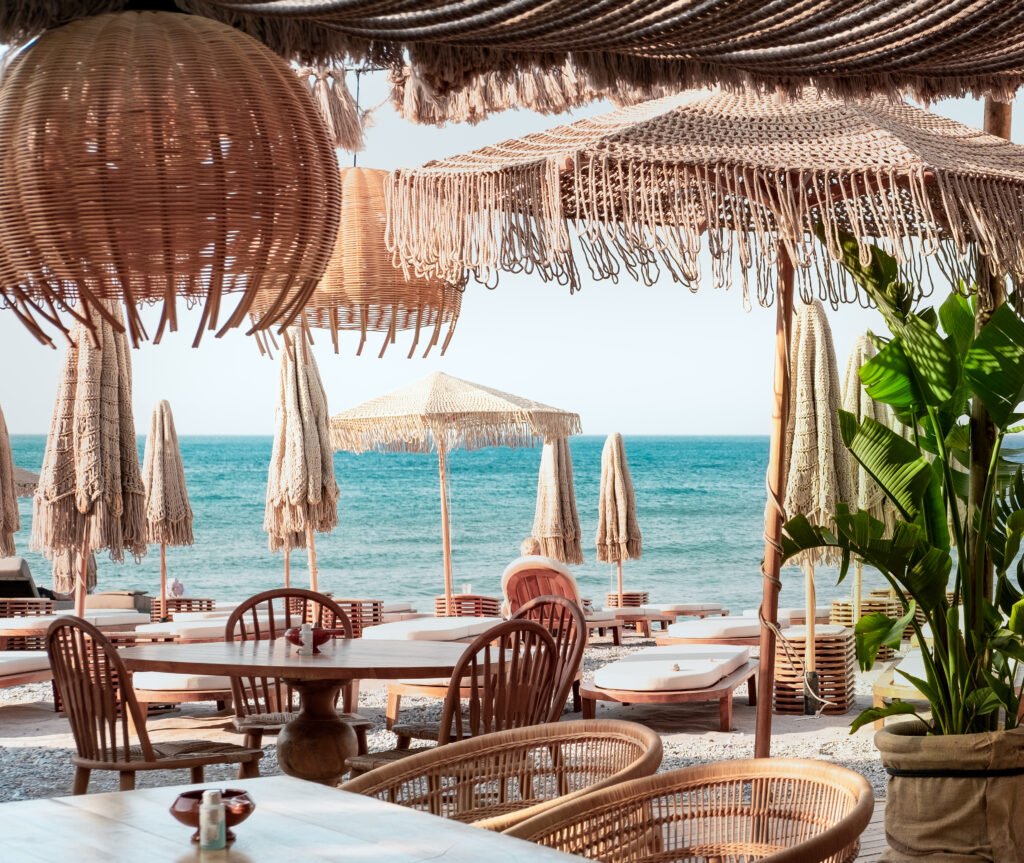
0,634,893,802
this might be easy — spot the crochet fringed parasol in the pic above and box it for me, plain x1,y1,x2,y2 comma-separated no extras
7,3,1024,115
142,400,194,620
331,372,580,610
596,433,643,602
31,303,146,615
387,89,1024,311
782,300,852,685
532,437,583,566
265,331,339,592
841,335,893,618
0,405,18,557
52,548,97,597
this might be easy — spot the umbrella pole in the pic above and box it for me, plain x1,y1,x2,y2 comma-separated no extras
804,561,820,715
438,442,454,616
284,549,291,589
306,522,319,592
75,522,90,618
853,560,863,620
755,247,795,758
617,560,624,605
159,542,167,621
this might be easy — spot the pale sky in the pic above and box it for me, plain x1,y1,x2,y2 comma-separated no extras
0,77,1018,437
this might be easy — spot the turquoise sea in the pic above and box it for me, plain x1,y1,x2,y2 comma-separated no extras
8,435,890,610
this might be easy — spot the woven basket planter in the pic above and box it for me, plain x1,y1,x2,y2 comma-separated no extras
0,11,340,347
773,627,856,715
876,723,1024,861
251,167,462,357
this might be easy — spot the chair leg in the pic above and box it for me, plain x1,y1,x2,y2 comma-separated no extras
238,758,260,779
244,729,264,750
119,771,136,791
396,731,411,750
354,725,368,756
385,690,401,729
72,767,91,795
571,680,581,713
191,765,204,784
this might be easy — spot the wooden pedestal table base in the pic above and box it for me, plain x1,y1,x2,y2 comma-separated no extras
277,678,358,785
579,660,758,732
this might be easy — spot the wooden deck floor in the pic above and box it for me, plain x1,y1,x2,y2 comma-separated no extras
855,799,887,862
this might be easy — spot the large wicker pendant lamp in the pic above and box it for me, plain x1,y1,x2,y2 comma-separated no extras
251,167,462,358
0,11,341,348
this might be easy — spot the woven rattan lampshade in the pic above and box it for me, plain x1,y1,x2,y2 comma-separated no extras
252,167,462,358
0,11,341,348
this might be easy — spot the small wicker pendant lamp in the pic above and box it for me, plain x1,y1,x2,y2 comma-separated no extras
0,11,341,348
251,167,462,358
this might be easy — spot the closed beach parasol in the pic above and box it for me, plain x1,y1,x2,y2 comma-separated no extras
841,335,892,618
596,433,643,603
331,372,580,612
265,331,339,592
14,467,37,498
0,405,18,557
52,549,97,597
142,400,194,621
31,303,146,616
783,300,852,708
532,437,583,565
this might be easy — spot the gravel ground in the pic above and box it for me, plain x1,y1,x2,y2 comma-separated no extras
0,635,892,802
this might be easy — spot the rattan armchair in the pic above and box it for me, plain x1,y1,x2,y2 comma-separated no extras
505,758,874,863
46,618,262,794
341,719,662,832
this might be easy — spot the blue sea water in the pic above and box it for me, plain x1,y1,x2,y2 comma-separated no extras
7,435,890,610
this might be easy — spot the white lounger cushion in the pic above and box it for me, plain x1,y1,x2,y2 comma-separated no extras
594,645,749,692
381,612,428,623
362,617,503,641
381,602,414,613
586,609,618,622
167,611,233,622
782,624,849,639
666,618,763,639
132,671,232,692
0,610,148,635
0,651,50,676
133,621,226,640
643,603,723,614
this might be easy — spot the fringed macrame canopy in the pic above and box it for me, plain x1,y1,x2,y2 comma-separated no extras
6,3,1024,114
250,168,463,359
387,90,1024,310
0,11,340,348
330,372,581,455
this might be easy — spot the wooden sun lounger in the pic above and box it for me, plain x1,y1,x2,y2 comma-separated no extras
579,659,757,731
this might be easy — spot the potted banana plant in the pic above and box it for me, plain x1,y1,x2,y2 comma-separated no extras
781,235,1024,861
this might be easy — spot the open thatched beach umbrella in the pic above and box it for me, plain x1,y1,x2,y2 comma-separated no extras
389,89,1024,310
783,300,852,709
331,372,580,612
31,303,146,615
142,400,194,620
841,335,892,619
7,4,1024,123
265,331,339,592
532,437,583,565
0,405,18,557
597,433,643,603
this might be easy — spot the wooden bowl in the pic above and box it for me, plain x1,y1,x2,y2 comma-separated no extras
284,626,332,653
169,788,255,842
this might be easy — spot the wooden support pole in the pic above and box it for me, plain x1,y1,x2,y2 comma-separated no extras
159,542,167,620
970,98,1012,607
74,522,91,618
438,442,454,615
284,549,291,589
306,522,319,593
755,247,795,758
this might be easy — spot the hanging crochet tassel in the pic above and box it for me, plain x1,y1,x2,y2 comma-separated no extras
300,65,364,152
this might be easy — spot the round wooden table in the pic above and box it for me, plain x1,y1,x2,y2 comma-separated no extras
120,638,467,785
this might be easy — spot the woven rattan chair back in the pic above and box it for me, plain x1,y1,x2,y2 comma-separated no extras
439,619,558,745
225,588,352,717
502,560,582,614
45,618,155,765
433,594,502,617
511,596,586,721
505,758,875,863
340,719,663,832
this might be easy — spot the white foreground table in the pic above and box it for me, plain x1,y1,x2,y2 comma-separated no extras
0,775,578,862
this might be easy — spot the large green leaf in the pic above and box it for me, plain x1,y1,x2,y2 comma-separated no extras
850,701,924,734
839,412,936,521
891,314,961,407
939,293,975,356
964,304,1024,429
855,606,917,670
860,340,923,411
